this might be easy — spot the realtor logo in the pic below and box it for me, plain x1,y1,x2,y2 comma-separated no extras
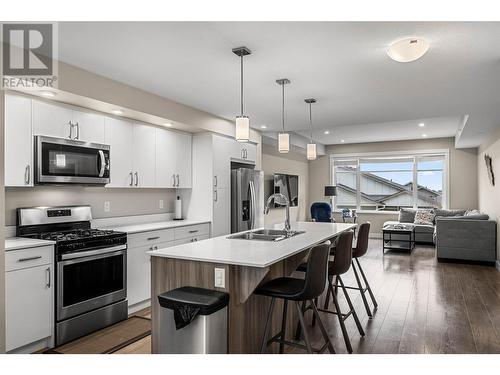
1,22,58,89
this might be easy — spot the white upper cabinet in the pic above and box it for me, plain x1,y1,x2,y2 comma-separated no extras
72,110,105,143
105,117,134,187
156,128,192,189
213,135,234,189
175,132,192,188
33,100,73,139
5,94,33,187
234,142,256,162
132,123,156,188
155,128,177,188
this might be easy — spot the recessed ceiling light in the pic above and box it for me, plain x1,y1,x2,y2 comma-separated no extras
422,134,427,138
324,130,330,135
164,122,173,127
340,139,345,143
260,125,267,129
111,109,123,115
387,37,430,63
40,90,56,98
419,123,425,127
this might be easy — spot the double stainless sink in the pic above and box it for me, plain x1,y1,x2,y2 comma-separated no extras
227,229,305,242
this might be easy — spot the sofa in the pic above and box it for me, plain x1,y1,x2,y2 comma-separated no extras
384,208,497,264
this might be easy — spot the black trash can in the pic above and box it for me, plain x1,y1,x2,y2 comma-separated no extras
158,286,229,354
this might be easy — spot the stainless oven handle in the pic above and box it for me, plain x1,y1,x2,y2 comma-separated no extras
60,244,127,261
98,150,106,177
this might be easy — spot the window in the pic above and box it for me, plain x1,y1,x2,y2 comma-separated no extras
331,152,447,212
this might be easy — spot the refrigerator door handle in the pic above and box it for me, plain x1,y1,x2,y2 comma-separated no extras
249,180,256,230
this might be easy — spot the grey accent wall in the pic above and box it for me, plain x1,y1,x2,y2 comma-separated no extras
262,144,309,226
5,187,177,226
0,88,5,353
308,137,478,235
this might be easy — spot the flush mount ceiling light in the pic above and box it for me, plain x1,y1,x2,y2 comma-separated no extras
276,78,291,153
260,125,267,129
341,139,345,143
324,130,330,135
419,122,425,127
163,122,173,127
111,109,123,115
387,37,430,63
305,98,317,160
422,134,428,138
39,90,56,98
233,46,251,142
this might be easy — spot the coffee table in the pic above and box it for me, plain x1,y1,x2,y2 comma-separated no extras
382,224,415,253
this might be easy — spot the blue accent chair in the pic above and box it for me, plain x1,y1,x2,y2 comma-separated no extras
310,202,334,223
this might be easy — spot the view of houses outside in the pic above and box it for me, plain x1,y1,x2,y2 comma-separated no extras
334,157,444,211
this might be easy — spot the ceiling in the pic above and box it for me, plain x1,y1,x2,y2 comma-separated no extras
57,22,500,147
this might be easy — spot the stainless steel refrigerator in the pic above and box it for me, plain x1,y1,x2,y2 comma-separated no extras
231,168,264,233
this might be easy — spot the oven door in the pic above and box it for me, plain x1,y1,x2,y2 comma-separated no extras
35,135,110,185
57,245,127,321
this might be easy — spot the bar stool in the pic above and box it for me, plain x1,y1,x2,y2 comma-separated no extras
255,243,335,354
296,230,365,353
344,222,378,318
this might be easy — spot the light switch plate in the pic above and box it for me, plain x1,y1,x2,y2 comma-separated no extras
104,201,111,213
214,268,225,288
159,199,164,209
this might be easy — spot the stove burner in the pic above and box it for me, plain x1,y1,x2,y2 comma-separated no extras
40,229,117,241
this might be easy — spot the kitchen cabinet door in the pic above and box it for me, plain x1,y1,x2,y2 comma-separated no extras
33,100,73,139
175,132,192,188
127,241,173,307
212,135,233,190
72,110,105,143
104,117,134,187
212,188,230,237
133,123,156,187
244,143,257,162
5,94,33,187
155,127,177,188
6,265,54,352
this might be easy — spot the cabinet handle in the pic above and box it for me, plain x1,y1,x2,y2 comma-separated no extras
68,121,73,139
188,230,199,234
129,172,133,186
194,238,198,242
176,174,180,187
75,122,80,140
18,256,42,262
172,174,176,187
46,267,51,288
214,190,218,202
24,164,30,185
214,175,218,187
147,236,160,241
134,172,138,186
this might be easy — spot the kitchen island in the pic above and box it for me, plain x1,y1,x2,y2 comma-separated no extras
149,221,356,354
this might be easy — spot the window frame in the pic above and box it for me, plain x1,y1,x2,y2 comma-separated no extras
330,149,450,213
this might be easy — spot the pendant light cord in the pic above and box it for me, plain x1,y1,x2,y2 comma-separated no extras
240,54,244,117
309,102,313,142
281,83,285,133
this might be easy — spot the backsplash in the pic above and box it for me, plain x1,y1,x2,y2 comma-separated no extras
5,186,177,226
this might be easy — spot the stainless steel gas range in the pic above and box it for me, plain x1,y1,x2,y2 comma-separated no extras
17,205,128,346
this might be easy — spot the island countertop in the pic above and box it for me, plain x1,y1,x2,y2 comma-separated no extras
148,221,356,268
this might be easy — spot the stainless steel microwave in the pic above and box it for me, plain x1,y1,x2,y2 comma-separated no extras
35,136,110,185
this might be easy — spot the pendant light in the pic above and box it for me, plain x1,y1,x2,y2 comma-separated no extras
276,78,291,153
305,98,317,160
232,46,251,142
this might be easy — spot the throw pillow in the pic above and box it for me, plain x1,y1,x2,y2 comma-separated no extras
414,210,435,226
465,209,481,216
398,208,416,223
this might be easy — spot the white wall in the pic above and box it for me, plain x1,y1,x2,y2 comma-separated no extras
0,88,6,353
261,144,309,227
478,127,500,264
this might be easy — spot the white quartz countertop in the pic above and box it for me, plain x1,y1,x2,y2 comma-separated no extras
148,222,356,268
5,237,56,251
100,219,211,234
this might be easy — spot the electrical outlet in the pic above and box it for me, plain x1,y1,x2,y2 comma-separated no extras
159,199,164,209
104,201,111,213
214,268,225,288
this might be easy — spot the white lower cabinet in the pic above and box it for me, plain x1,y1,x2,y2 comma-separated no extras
213,188,230,237
5,246,54,352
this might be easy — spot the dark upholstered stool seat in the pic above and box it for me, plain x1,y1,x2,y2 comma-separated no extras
255,277,305,300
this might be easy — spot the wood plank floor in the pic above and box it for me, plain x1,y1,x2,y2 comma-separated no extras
112,239,500,354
